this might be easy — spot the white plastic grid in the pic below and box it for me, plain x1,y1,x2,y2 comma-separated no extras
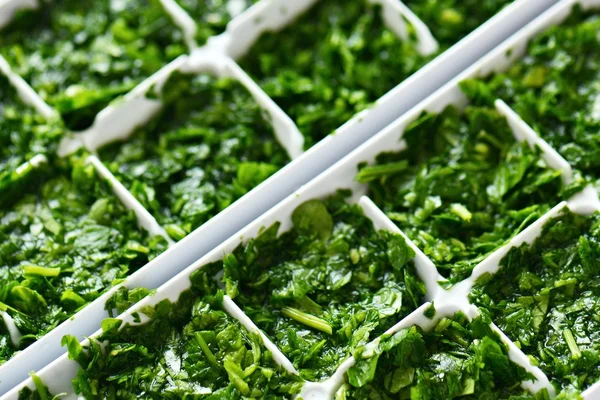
0,0,561,394
7,0,600,392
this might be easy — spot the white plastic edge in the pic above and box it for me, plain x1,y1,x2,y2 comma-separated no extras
359,196,445,300
86,155,174,244
0,0,563,394
495,99,574,184
222,295,298,375
220,0,438,60
0,192,436,400
0,55,55,119
159,0,198,49
0,0,37,29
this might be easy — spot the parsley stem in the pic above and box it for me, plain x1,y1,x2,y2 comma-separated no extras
195,332,219,368
562,329,581,359
281,306,332,335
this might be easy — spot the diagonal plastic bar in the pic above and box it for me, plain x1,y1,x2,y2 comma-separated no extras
86,155,174,244
221,295,298,375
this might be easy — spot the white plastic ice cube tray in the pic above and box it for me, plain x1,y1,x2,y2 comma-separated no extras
0,0,558,392
6,0,600,397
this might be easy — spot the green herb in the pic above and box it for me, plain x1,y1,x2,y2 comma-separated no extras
15,372,63,400
0,0,187,130
238,0,431,148
175,0,259,43
360,105,566,283
0,154,166,365
238,0,512,148
460,6,600,187
99,72,289,241
104,286,155,317
0,74,63,201
63,287,302,398
341,311,541,399
201,191,426,381
403,0,513,48
470,210,600,394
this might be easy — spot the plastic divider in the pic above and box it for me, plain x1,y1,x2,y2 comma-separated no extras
159,0,198,49
220,0,438,61
221,295,298,375
495,99,573,183
358,196,445,300
374,0,439,55
489,322,555,396
86,155,174,244
0,0,568,394
0,55,55,119
468,201,569,285
0,0,38,30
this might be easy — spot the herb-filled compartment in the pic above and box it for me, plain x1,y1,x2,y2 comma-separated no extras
0,154,166,365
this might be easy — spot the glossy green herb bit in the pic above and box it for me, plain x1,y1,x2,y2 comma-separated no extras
238,0,432,148
0,0,186,130
0,155,166,365
16,372,62,400
208,191,426,381
470,210,600,394
174,0,259,44
360,105,565,283
460,6,600,186
63,289,302,398
99,72,289,242
0,74,63,199
403,0,513,49
341,311,541,399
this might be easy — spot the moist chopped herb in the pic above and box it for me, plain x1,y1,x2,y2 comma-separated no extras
0,74,63,199
16,372,59,400
174,0,259,43
238,0,431,148
63,288,302,398
359,105,566,283
0,0,187,130
0,155,166,365
238,0,512,148
341,311,540,399
99,72,289,241
200,192,426,381
470,210,600,394
104,286,155,317
403,0,513,48
460,6,600,186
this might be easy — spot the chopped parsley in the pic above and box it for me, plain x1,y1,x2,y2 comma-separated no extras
470,210,600,394
0,154,166,365
63,288,302,398
359,105,566,283
98,72,289,242
212,192,426,381
342,311,540,399
175,0,259,43
0,0,187,130
238,0,513,148
0,74,62,202
403,0,513,48
460,6,600,187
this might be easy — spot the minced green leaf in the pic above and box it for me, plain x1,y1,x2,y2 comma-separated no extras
470,210,600,393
